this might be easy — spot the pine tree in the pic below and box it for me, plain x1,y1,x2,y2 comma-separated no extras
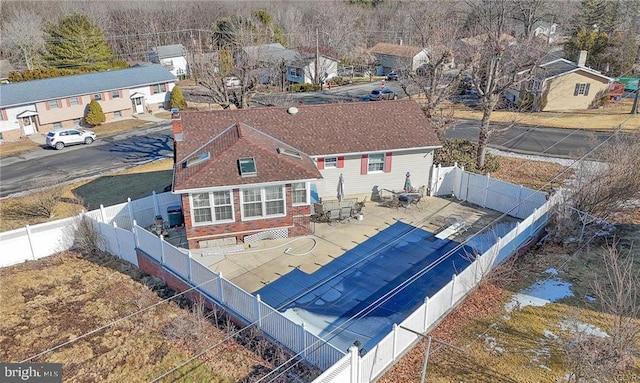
85,99,105,126
169,86,187,110
44,13,118,71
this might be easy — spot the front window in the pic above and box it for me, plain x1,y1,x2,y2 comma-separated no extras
292,182,308,205
242,186,286,219
53,122,62,129
114,111,122,118
368,153,385,172
324,157,337,168
73,118,81,126
242,188,263,218
48,100,59,109
111,90,120,98
93,94,102,101
191,191,234,224
153,83,167,93
70,97,80,105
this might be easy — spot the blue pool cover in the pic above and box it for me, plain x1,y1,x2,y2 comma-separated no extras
255,221,486,352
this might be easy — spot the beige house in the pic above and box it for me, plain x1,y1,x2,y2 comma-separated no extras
0,65,177,141
509,51,612,111
369,42,430,74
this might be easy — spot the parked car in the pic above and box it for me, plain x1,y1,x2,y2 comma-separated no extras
224,76,241,88
46,128,96,150
386,71,399,81
369,88,398,101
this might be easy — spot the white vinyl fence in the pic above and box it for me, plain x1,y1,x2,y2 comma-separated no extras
0,191,180,267
0,165,556,383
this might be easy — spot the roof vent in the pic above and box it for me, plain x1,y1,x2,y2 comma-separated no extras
287,106,299,115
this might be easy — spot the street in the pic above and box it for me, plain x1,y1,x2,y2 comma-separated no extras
0,84,615,198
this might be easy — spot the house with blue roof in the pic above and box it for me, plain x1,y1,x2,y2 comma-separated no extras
0,64,177,140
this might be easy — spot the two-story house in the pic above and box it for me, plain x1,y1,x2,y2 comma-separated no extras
148,44,189,79
0,65,177,140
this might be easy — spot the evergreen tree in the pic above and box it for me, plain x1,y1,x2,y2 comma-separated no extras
45,13,119,71
85,99,105,126
169,86,187,110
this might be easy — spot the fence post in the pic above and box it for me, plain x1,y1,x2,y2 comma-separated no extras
152,191,160,217
349,345,360,383
187,251,192,281
529,209,537,237
423,296,430,331
255,294,262,328
300,322,307,358
218,272,225,303
127,197,134,228
482,174,490,208
450,274,457,307
25,225,36,260
132,220,140,248
113,221,122,258
100,204,106,223
392,323,398,359
159,235,165,265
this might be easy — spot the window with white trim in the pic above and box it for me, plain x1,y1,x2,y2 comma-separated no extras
112,90,120,99
191,191,234,224
368,153,385,172
73,118,81,126
53,122,62,129
324,157,337,168
48,100,59,109
292,182,308,205
153,83,167,93
242,186,285,218
93,93,102,101
70,97,80,105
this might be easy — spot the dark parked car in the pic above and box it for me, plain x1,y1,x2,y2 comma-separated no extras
369,88,398,101
386,71,399,81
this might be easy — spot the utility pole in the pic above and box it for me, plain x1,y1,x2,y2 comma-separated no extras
632,78,640,115
316,27,320,89
398,325,466,383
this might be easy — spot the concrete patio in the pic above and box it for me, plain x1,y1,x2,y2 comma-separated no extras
189,195,519,294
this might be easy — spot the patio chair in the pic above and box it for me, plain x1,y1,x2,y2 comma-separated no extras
311,203,328,222
327,209,342,225
339,206,352,223
407,195,422,210
383,196,402,210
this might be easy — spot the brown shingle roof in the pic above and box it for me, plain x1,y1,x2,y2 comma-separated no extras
369,43,425,58
175,99,440,163
174,122,321,191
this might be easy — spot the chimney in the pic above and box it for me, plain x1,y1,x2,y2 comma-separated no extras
171,108,183,142
577,50,588,67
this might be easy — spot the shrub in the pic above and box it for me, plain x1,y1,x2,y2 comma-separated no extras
290,83,320,92
85,99,106,126
169,86,187,109
434,138,500,174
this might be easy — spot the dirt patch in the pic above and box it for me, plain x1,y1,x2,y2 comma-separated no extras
0,251,271,382
491,157,571,192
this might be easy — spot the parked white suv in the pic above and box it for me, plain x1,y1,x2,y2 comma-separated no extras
46,128,97,150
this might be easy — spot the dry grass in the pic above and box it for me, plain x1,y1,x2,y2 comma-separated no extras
0,139,40,157
0,251,267,382
0,159,173,232
380,225,640,383
446,99,639,131
490,157,571,192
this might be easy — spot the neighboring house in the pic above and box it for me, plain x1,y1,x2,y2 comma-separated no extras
171,100,441,248
241,43,338,85
514,21,559,44
149,44,189,78
0,65,177,140
507,50,613,111
369,42,430,74
0,59,15,84
454,33,517,66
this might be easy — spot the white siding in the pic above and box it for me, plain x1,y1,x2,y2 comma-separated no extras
1,104,37,133
161,56,188,77
315,150,434,199
129,83,174,107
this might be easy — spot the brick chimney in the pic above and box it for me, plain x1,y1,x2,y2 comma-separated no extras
577,50,588,67
171,108,183,142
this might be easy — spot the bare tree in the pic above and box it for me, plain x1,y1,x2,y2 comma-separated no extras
510,0,551,40
460,0,545,170
1,10,46,70
564,239,639,382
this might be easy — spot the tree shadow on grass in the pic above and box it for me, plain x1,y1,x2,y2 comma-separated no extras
73,170,172,210
98,134,174,164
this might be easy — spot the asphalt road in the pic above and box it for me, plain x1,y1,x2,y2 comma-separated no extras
0,123,173,198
